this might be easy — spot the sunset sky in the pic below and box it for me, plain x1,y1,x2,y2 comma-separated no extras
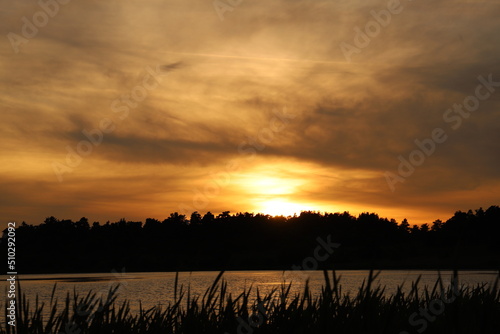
1,0,499,226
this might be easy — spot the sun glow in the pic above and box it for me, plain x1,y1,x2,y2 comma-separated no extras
244,176,299,196
259,199,312,217
233,163,342,217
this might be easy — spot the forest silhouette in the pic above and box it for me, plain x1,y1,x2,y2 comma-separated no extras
6,206,500,274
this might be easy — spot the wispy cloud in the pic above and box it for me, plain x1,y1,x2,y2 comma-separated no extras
1,0,499,224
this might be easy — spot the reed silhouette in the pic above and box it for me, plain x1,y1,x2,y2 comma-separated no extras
2,270,499,334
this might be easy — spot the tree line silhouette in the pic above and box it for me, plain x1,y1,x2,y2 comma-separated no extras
5,206,500,274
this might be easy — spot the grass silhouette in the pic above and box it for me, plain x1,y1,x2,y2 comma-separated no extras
2,270,499,334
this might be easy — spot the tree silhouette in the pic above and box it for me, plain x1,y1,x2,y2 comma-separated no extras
202,211,215,224
399,218,410,233
190,211,202,225
4,205,499,274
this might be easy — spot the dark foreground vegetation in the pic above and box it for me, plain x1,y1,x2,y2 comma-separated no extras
5,205,500,273
2,271,499,334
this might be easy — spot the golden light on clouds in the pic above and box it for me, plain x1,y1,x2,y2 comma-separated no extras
0,0,499,226
238,173,300,196
233,169,319,216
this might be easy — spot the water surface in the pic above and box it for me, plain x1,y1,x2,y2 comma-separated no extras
3,270,498,313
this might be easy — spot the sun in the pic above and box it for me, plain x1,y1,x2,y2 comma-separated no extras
259,199,311,217
234,168,323,216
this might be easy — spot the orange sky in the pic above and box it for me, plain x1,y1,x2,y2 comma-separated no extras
1,0,499,226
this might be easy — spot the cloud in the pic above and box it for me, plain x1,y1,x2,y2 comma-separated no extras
1,0,499,225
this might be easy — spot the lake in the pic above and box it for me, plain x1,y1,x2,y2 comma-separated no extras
4,270,499,314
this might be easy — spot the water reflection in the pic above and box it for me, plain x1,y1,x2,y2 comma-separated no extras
2,270,498,315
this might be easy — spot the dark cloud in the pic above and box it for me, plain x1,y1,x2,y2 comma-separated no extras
160,62,184,72
1,0,499,225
